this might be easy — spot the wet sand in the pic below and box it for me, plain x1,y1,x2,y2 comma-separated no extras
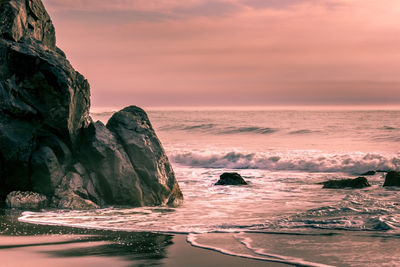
0,210,287,266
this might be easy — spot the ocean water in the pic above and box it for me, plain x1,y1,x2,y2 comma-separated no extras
20,108,400,266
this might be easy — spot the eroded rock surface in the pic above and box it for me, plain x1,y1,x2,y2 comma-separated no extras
0,0,183,209
6,191,48,209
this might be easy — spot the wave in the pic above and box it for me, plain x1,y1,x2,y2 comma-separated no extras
289,129,316,135
160,123,216,131
160,124,278,135
382,126,396,130
170,151,400,173
219,127,277,135
187,233,334,267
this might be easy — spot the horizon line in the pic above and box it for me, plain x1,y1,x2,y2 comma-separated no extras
90,104,400,113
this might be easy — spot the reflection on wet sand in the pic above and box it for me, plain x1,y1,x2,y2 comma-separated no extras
0,209,173,266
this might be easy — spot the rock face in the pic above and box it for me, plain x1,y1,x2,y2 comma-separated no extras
383,171,400,187
6,191,48,209
0,0,182,209
321,177,371,189
215,173,248,185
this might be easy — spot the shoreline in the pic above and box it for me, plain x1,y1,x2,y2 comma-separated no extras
0,209,288,266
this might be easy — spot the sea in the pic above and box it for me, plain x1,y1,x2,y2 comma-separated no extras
20,107,400,266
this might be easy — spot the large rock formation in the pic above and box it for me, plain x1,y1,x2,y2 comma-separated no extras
0,0,182,209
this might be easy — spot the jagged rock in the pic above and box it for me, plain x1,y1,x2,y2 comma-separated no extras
320,177,371,189
0,0,55,49
106,106,183,206
0,0,183,209
5,191,48,209
80,121,145,206
0,0,90,200
215,172,248,185
383,171,400,187
53,172,99,210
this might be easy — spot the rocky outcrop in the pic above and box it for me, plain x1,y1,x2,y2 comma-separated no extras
0,0,56,49
79,107,183,207
361,171,376,176
6,191,48,209
320,177,371,189
383,171,400,187
0,0,183,209
215,172,248,185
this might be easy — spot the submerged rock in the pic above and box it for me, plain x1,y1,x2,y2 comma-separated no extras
215,173,248,185
0,0,183,209
6,191,48,209
321,177,371,189
383,171,400,187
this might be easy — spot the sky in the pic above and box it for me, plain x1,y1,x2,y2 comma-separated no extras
42,0,400,107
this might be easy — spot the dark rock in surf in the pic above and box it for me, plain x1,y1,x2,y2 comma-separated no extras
215,173,248,185
5,191,48,210
0,0,183,209
320,177,371,189
383,171,400,187
361,171,376,176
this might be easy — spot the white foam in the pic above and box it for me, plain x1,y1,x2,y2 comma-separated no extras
170,150,399,173
187,233,335,267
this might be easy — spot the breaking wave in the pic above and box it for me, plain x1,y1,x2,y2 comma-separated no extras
289,129,316,135
219,126,277,135
160,124,278,135
170,151,400,173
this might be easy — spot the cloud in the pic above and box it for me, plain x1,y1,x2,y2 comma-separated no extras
172,1,240,17
239,0,312,9
43,0,244,23
43,0,400,106
53,9,173,23
42,0,351,23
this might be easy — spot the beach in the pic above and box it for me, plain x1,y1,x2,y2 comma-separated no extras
0,209,288,267
1,0,400,266
1,109,399,266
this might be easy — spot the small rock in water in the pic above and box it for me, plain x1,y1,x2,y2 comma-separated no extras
383,171,400,187
321,177,371,189
5,191,48,210
361,171,376,176
215,173,248,185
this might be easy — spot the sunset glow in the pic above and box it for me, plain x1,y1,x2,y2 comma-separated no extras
42,0,400,107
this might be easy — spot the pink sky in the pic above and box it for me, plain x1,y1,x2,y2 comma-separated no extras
43,0,400,107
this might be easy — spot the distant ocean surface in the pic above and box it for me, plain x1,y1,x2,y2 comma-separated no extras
21,108,400,266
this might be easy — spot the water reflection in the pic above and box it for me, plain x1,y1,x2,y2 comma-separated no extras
0,209,173,265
